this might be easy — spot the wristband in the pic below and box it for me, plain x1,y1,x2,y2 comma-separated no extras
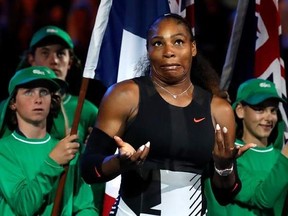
214,164,234,176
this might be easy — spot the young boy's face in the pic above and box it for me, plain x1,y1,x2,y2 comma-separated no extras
236,99,279,143
11,87,52,126
29,44,72,81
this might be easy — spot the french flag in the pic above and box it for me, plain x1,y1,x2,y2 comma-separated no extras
83,0,194,215
83,0,194,85
83,0,170,86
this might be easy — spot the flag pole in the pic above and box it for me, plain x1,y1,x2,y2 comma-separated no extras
51,0,175,214
51,1,110,213
220,0,249,90
51,77,90,216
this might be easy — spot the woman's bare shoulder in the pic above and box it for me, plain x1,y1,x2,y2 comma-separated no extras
97,79,140,122
211,96,235,127
102,79,139,105
211,96,233,113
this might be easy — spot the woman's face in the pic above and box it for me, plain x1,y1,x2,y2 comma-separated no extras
236,99,279,143
28,44,72,81
11,87,52,126
147,18,196,83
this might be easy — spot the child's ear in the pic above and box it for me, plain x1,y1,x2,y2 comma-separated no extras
235,104,244,119
9,104,16,110
9,98,16,110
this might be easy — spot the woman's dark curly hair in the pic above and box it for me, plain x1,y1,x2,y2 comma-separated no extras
139,13,227,99
6,89,61,133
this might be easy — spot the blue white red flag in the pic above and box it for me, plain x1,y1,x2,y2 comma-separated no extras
83,0,194,87
83,0,170,87
220,0,288,142
83,0,194,215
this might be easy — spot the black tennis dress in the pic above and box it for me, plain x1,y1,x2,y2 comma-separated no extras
111,76,214,216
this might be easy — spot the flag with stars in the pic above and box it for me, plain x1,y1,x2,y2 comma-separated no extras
254,0,288,143
220,0,288,143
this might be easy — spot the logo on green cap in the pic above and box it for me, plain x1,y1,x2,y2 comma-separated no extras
32,69,46,75
259,82,271,88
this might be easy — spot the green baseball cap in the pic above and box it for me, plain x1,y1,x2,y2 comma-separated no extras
232,78,286,109
0,66,60,136
9,66,60,95
30,25,74,49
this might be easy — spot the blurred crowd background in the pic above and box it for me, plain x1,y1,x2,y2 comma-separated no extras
0,0,105,106
0,0,287,107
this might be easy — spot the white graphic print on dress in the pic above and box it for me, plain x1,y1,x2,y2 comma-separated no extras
116,170,203,216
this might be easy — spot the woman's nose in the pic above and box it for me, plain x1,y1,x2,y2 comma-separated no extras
163,44,175,58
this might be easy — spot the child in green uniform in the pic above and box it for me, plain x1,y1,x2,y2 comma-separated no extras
17,25,98,146
206,78,288,215
0,66,98,215
15,25,105,213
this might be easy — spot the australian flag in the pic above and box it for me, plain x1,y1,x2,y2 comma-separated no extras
220,0,288,142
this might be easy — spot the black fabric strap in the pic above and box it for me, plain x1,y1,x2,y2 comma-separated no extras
211,176,242,205
80,127,117,183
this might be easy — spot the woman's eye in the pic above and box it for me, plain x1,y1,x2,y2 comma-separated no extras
153,41,162,47
175,39,184,45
